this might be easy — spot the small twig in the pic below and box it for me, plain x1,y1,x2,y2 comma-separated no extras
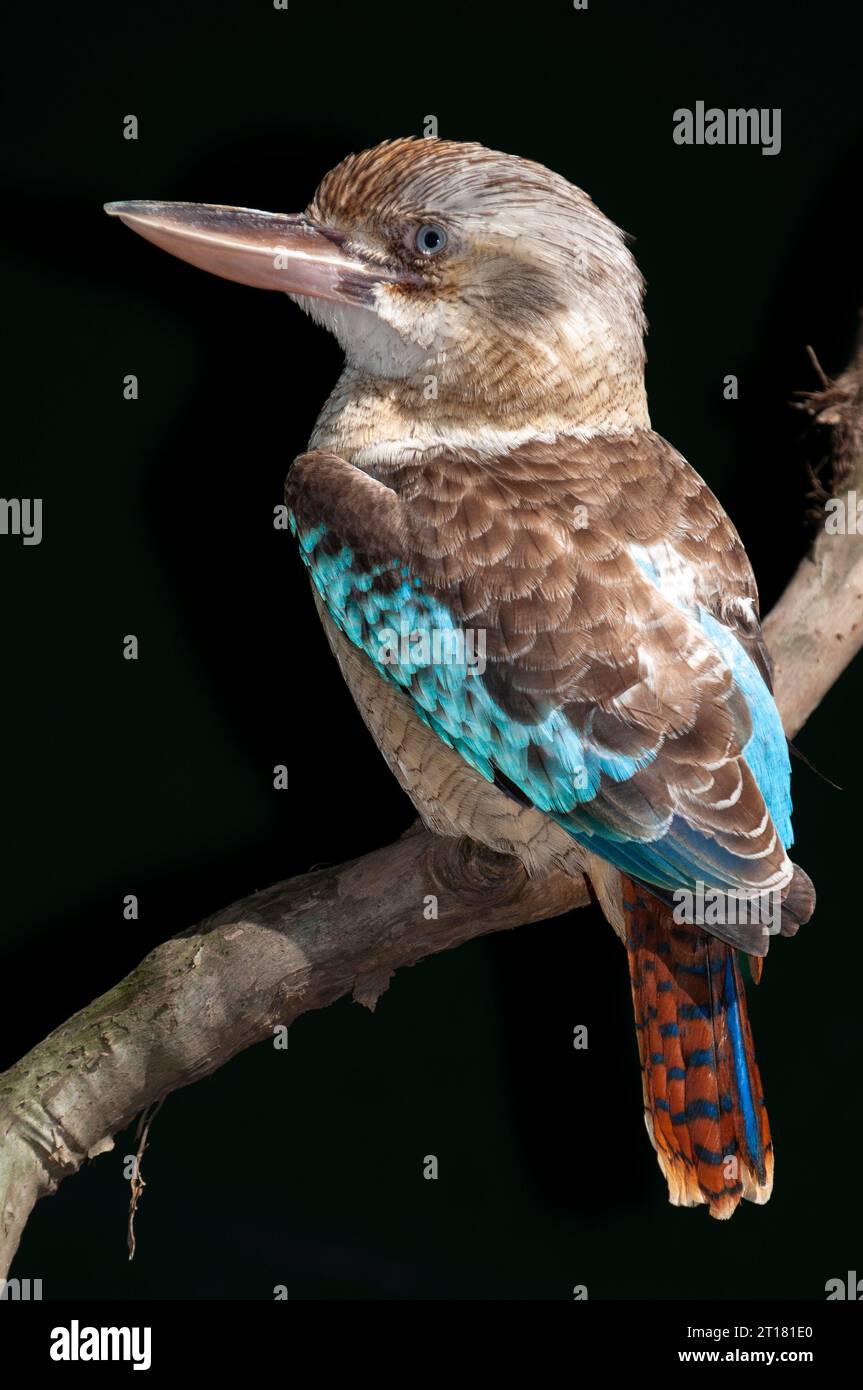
127,1098,164,1262
796,325,863,520
805,343,831,390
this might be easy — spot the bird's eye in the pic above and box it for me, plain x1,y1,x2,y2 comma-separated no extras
415,223,447,256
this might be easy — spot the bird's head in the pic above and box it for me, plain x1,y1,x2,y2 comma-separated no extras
106,137,648,437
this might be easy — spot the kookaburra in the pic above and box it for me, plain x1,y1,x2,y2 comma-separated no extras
107,136,814,1218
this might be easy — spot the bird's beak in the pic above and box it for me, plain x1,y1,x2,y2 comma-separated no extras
104,200,406,307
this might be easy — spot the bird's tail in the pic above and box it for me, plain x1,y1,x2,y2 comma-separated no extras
622,874,773,1219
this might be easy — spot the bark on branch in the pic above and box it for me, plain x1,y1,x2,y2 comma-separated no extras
2,338,862,1281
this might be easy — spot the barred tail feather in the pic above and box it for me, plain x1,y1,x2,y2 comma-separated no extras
622,873,773,1219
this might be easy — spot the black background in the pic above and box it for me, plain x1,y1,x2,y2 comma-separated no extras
1,0,861,1300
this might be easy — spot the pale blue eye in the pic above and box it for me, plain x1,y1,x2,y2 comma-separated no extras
415,223,447,255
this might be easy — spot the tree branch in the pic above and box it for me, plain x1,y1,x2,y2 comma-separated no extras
2,340,862,1281
764,325,863,733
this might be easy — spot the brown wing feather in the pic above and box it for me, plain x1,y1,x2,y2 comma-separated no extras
287,433,791,903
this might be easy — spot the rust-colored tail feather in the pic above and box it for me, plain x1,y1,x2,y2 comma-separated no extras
622,874,773,1219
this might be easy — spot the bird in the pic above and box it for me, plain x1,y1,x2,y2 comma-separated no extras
105,136,815,1219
